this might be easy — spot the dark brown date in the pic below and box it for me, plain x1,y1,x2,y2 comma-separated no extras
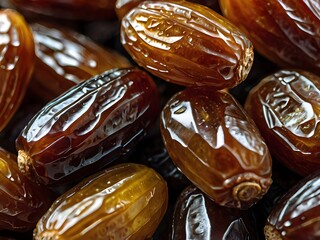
0,147,52,232
16,68,159,186
34,163,168,240
264,170,320,240
121,1,254,89
30,22,131,101
245,70,320,176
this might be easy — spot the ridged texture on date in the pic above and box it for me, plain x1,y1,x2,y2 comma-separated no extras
34,163,168,240
121,1,253,89
245,70,320,176
0,9,35,132
171,185,259,239
30,22,131,101
219,0,320,74
264,170,320,240
160,88,272,209
16,68,159,186
0,147,52,231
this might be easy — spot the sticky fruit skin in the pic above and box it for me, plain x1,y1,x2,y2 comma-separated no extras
16,68,159,186
0,9,35,132
34,163,168,240
245,70,320,176
30,22,131,101
219,0,320,74
160,88,272,209
121,1,254,89
0,147,52,232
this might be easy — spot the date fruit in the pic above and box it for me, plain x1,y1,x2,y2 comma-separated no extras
30,22,131,101
0,9,35,132
264,170,320,240
16,68,159,186
121,1,254,89
219,0,320,74
34,163,168,240
0,147,51,231
160,88,272,209
245,70,320,176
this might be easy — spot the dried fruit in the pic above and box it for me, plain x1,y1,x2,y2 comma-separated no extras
245,70,320,176
0,9,35,132
160,88,272,209
30,22,131,101
16,68,159,186
0,147,52,231
121,1,254,89
219,0,320,74
34,163,168,240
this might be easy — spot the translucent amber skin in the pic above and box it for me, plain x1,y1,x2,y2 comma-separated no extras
264,170,320,240
30,23,131,101
0,9,35,132
16,68,159,186
160,88,272,209
219,0,320,75
121,1,254,89
34,163,168,240
245,70,320,176
0,147,52,232
170,185,259,239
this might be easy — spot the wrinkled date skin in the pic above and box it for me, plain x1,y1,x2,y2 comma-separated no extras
30,22,131,101
160,88,272,209
264,170,320,240
34,163,168,240
0,147,52,232
170,185,259,240
0,9,35,132
16,68,159,186
219,0,320,74
121,1,254,89
245,70,320,176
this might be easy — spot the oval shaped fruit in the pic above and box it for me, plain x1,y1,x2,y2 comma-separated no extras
34,163,168,240
264,170,320,240
16,68,159,186
0,9,35,132
219,0,320,74
0,147,52,231
160,87,272,209
245,70,320,176
30,22,131,101
170,185,259,239
121,1,254,89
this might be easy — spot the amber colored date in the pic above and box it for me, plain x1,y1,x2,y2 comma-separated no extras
0,147,52,232
34,163,168,240
160,88,272,209
121,1,253,89
30,22,131,101
16,68,159,186
219,0,320,75
264,170,320,240
245,70,320,176
0,9,35,132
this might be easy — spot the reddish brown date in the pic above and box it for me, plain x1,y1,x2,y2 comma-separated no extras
0,147,52,232
30,22,131,101
264,170,320,240
245,70,320,176
0,9,35,132
16,68,159,186
160,88,272,209
121,1,253,89
219,0,320,75
34,163,168,240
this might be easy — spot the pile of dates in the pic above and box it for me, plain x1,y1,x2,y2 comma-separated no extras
0,0,319,239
